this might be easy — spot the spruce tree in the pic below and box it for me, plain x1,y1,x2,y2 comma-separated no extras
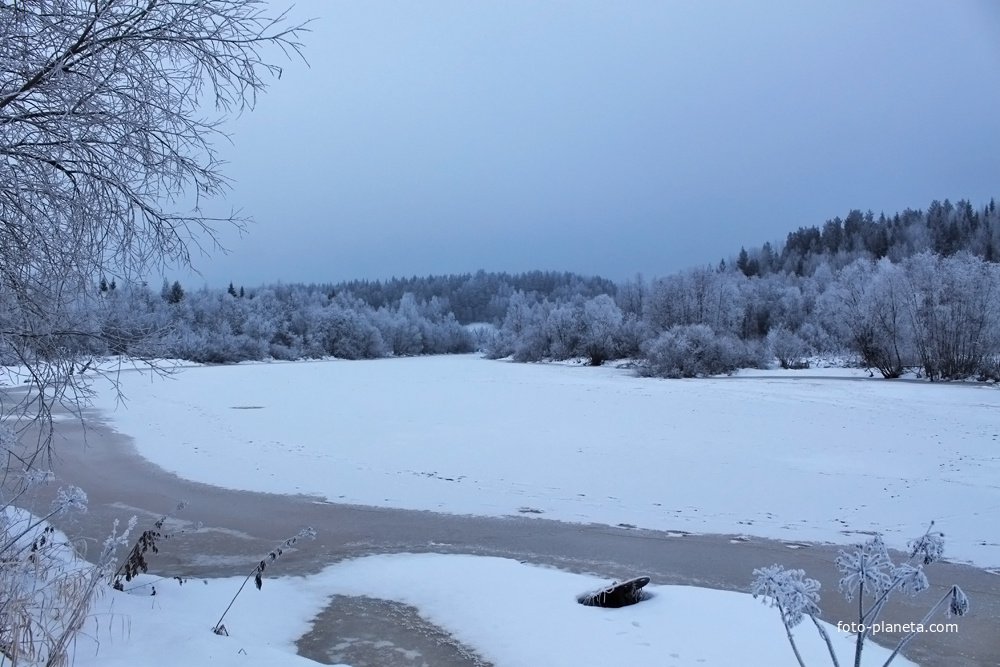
168,281,185,304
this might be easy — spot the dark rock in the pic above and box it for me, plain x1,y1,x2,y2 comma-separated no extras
577,576,651,608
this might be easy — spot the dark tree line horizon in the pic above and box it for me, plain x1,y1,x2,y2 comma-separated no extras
729,197,999,278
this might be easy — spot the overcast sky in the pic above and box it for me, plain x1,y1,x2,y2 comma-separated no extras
188,0,1000,288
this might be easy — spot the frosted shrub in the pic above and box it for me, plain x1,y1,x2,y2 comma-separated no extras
903,252,1000,380
172,329,268,364
639,324,765,378
466,323,499,353
580,295,624,365
545,304,585,359
267,342,299,361
321,310,388,359
512,327,551,362
427,314,475,354
487,294,632,365
485,291,550,361
977,354,1000,382
482,329,513,359
767,326,811,369
617,313,649,359
796,322,838,356
830,258,909,378
743,337,772,369
753,524,969,667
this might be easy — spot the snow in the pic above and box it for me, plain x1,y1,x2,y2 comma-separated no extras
70,553,912,667
71,571,339,667
17,352,984,666
89,354,1000,568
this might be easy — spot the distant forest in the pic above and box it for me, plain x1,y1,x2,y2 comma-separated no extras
11,197,998,381
729,197,999,277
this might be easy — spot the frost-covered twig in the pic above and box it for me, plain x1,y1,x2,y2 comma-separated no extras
878,585,969,667
212,527,316,636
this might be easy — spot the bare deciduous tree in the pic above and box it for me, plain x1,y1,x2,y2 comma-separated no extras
1,0,308,465
1,2,307,662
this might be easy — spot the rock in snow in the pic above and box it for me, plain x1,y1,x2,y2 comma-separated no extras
578,576,651,608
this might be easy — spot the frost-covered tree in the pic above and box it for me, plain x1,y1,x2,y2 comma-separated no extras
616,273,647,318
580,295,623,365
485,291,534,359
901,253,1000,380
377,293,425,356
546,302,586,360
1,0,307,460
1,1,308,660
823,258,909,377
646,268,741,335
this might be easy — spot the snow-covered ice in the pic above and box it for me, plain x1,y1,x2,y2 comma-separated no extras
89,354,1000,568
71,553,913,667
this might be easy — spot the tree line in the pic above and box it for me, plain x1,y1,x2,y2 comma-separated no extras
730,198,1000,278
312,270,616,324
4,198,999,380
484,251,999,380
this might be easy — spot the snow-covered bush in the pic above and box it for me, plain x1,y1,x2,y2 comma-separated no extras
484,293,633,365
767,326,811,369
795,322,838,356
545,302,585,360
977,354,1000,382
484,291,544,360
580,295,625,366
417,311,475,355
465,323,498,352
317,307,387,360
616,313,649,359
638,324,766,378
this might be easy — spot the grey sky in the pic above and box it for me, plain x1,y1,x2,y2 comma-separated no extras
190,0,1000,288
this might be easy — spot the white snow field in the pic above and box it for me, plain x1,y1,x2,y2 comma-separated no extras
90,354,1000,568
72,553,912,667
55,354,994,666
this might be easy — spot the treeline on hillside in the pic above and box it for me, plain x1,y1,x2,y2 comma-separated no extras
322,270,616,324
3,198,998,380
483,197,1000,380
486,252,1000,381
729,198,1000,277
13,283,474,364
1,272,616,366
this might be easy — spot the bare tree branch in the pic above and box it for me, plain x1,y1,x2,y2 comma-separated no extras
0,0,309,467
